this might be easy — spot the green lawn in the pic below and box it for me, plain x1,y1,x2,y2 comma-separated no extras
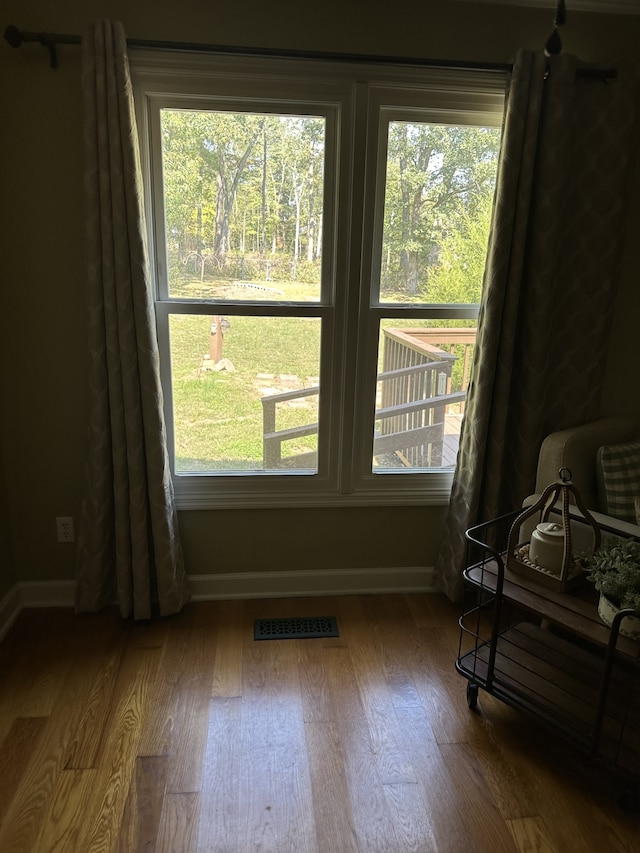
169,303,321,472
167,276,474,472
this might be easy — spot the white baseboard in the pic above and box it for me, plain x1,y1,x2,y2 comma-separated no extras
0,566,436,639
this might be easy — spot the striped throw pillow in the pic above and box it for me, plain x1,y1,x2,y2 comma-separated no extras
596,441,640,522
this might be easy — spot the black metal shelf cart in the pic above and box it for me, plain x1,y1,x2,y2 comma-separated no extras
456,512,640,795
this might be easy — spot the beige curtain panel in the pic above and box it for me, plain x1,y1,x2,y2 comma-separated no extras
435,49,639,601
75,21,190,619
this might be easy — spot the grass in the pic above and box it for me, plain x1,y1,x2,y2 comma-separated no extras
168,275,475,472
169,306,321,472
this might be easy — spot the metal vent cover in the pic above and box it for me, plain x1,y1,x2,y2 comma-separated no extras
254,616,339,640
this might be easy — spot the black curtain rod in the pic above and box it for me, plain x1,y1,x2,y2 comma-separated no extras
3,24,511,72
3,24,616,81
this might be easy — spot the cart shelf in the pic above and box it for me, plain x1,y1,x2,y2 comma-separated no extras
457,621,640,775
463,558,640,660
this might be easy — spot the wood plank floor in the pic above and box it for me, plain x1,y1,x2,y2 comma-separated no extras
0,593,638,852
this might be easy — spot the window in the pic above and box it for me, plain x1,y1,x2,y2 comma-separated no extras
133,54,504,508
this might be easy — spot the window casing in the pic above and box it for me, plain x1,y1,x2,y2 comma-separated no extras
133,53,505,508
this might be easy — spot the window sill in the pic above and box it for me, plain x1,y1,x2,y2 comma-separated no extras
172,472,455,510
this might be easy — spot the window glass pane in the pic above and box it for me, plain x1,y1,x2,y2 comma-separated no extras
160,110,326,301
169,315,321,473
379,122,500,304
372,319,476,472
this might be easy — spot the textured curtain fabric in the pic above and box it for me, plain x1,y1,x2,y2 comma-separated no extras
435,49,638,601
75,21,190,619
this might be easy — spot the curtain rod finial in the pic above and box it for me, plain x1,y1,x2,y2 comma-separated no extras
4,25,58,68
544,28,563,58
544,1,567,58
4,25,24,48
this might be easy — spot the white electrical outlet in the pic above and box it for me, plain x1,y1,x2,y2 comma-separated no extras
56,516,75,543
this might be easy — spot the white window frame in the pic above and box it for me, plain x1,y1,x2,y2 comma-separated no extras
133,52,505,509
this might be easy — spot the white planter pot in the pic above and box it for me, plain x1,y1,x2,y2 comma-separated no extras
597,593,640,642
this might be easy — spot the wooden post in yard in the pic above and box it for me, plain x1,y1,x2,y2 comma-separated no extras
209,315,224,364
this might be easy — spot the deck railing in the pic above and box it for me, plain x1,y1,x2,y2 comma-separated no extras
262,386,319,470
261,327,477,470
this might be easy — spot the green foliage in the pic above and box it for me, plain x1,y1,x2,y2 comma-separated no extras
160,109,500,297
586,538,640,610
380,122,500,297
160,110,326,277
424,193,494,305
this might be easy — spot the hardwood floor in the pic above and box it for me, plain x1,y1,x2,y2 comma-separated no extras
0,593,638,852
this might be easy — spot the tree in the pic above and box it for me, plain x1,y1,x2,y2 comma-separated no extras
425,191,495,305
381,122,501,297
204,113,265,267
161,110,216,273
160,109,326,282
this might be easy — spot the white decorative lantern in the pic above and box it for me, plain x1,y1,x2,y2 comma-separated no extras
507,467,601,592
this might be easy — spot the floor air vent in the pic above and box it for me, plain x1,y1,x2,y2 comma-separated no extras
254,616,339,641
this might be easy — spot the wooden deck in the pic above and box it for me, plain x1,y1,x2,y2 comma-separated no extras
443,412,463,467
262,327,473,470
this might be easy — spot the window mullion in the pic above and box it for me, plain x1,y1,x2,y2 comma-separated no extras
334,81,373,495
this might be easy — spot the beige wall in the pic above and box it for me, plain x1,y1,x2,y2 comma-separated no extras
1,0,638,589
602,139,640,424
0,441,17,600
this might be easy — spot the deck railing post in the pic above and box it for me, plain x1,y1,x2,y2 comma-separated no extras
262,397,279,468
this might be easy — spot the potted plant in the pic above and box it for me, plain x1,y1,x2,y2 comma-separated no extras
586,537,640,641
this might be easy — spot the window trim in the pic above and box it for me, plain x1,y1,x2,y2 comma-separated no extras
133,52,505,509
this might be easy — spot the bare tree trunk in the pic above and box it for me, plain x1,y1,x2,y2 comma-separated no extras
262,129,268,259
307,157,314,262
